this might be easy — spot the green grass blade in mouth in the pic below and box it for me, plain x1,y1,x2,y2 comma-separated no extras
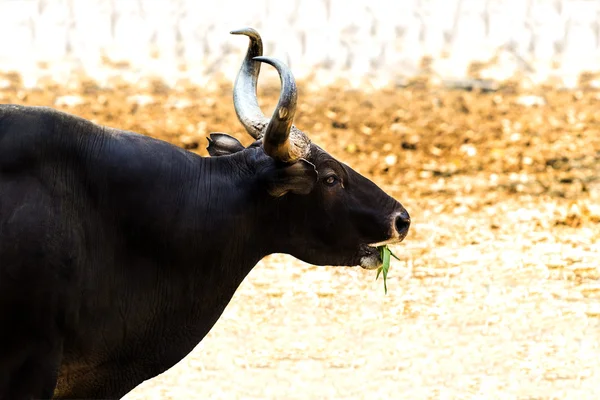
376,245,396,295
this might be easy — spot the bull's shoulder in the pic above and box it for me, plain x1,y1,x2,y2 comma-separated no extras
0,103,205,183
0,103,186,155
0,103,72,123
0,104,111,169
0,103,98,135
0,103,95,145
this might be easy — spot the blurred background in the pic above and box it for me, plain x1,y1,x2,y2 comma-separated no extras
1,1,600,399
2,0,600,88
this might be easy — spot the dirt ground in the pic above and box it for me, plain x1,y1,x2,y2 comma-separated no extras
1,71,599,399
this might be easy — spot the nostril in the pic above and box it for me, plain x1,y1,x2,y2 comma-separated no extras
394,213,411,235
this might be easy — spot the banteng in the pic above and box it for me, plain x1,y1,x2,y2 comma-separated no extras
0,28,410,399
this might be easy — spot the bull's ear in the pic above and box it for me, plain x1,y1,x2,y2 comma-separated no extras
206,133,245,157
266,159,318,197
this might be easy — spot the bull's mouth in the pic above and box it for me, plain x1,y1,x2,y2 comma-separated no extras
358,237,404,270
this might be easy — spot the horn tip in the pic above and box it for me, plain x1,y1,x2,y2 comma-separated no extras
252,56,274,65
230,27,259,37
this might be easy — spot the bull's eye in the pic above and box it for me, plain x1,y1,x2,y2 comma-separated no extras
324,175,339,186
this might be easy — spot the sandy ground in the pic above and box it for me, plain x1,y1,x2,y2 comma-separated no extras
1,72,599,399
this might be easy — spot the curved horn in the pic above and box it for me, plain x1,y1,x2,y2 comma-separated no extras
230,28,268,139
253,56,310,163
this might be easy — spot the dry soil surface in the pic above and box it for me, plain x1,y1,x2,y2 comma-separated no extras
1,73,599,399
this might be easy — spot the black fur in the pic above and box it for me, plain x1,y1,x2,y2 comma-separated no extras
0,104,409,399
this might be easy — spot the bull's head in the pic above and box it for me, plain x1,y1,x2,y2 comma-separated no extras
207,28,410,269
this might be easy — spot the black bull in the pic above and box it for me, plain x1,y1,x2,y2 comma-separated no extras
0,28,410,399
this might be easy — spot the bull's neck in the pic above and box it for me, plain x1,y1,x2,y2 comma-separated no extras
183,151,269,285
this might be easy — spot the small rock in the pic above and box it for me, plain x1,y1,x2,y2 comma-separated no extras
127,94,155,106
55,95,86,107
515,95,546,107
459,144,477,157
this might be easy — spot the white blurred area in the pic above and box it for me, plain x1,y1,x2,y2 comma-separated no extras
0,0,599,88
